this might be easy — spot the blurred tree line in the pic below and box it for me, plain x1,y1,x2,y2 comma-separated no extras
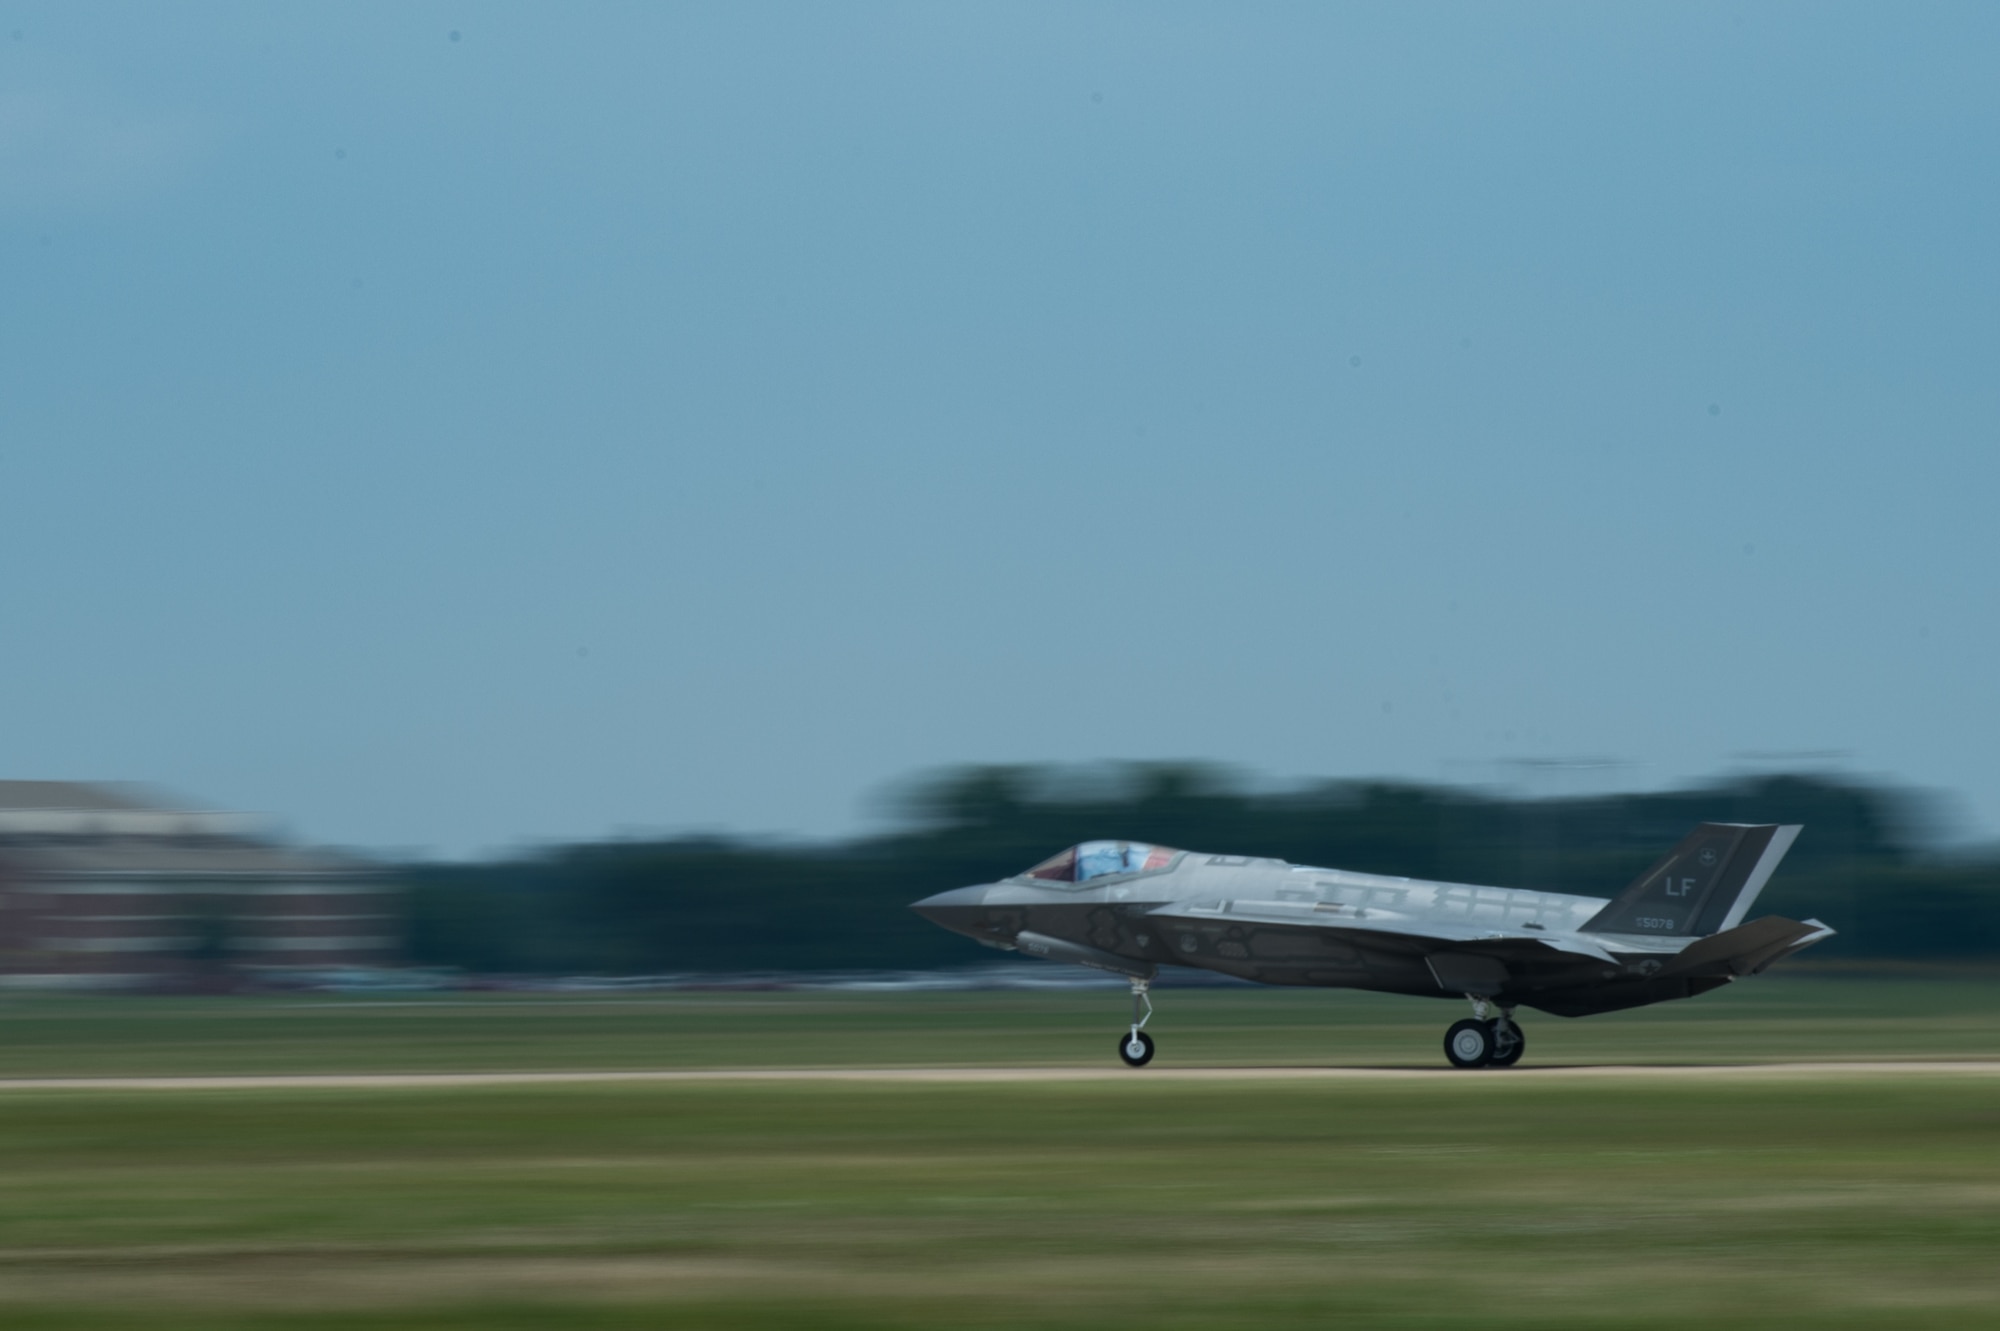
402,767,2000,973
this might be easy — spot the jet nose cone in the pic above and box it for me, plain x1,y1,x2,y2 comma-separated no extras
911,885,1009,942
910,884,992,926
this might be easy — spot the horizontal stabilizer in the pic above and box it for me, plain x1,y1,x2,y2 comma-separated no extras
1656,915,1836,979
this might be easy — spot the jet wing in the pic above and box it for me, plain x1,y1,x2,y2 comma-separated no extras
1144,898,1620,966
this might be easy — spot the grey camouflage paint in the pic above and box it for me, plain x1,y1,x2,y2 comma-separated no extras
912,823,1830,1021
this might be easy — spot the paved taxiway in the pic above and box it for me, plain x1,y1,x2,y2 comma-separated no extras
0,1062,1997,1091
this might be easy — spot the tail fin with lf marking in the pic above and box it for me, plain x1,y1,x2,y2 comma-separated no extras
1582,823,1802,939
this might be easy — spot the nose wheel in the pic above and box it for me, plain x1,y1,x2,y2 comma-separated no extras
1117,977,1156,1067
1118,1030,1156,1066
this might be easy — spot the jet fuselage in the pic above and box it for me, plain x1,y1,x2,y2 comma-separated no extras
914,831,1826,1022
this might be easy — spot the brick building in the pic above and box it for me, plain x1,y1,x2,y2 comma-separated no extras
0,781,397,988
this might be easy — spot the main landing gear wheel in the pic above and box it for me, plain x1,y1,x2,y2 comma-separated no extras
1118,1030,1156,1067
1444,1018,1494,1069
1487,1020,1525,1067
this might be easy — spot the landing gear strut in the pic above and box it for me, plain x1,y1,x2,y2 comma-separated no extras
1488,1006,1526,1067
1443,996,1526,1069
1117,977,1155,1067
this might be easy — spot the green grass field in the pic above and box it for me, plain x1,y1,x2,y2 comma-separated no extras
3,974,1999,1328
3,970,2000,1075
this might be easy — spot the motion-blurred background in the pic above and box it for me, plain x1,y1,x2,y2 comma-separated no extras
3,3,1996,983
0,765,1992,989
6,12,2000,1328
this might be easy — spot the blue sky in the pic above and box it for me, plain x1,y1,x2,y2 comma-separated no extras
2,3,1995,855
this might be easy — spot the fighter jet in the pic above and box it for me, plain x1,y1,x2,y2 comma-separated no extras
911,824,1832,1068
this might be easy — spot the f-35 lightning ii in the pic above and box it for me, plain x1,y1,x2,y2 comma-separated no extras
912,825,1832,1068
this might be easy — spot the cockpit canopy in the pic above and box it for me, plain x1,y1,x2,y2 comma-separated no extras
1021,841,1179,883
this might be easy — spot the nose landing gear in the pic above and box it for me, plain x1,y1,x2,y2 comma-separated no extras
1117,977,1156,1067
1443,996,1526,1069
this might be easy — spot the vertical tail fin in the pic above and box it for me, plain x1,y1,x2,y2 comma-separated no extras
1582,823,1801,938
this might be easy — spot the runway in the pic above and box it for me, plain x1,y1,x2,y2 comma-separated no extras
1,1061,1997,1091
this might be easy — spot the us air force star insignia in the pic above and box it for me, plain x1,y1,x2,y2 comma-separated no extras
1699,848,1719,867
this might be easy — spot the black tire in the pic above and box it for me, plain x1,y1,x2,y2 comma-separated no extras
1117,1030,1156,1067
1487,1020,1525,1068
1443,1018,1494,1069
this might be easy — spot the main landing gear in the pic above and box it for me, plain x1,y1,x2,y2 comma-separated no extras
1443,996,1526,1070
1117,977,1156,1067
